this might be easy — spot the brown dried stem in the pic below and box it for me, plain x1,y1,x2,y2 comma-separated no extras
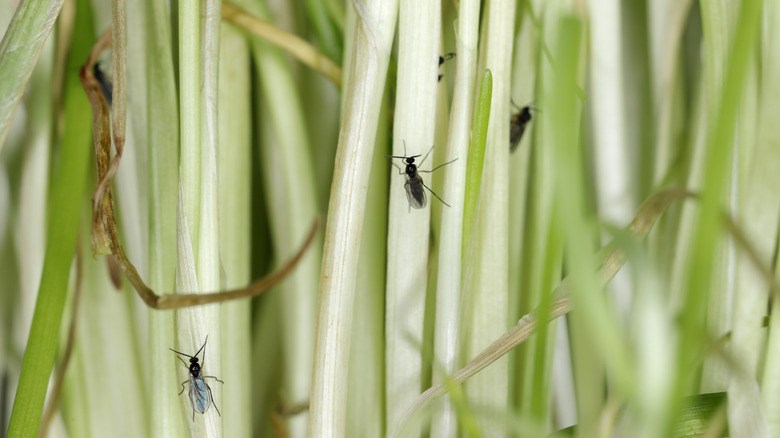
81,33,320,310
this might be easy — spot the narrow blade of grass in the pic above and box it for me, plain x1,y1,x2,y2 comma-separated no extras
461,0,516,431
142,0,182,432
249,4,322,433
6,0,95,433
759,1,780,432
308,0,398,435
430,0,482,433
385,0,441,433
0,0,65,151
461,70,491,255
218,14,253,438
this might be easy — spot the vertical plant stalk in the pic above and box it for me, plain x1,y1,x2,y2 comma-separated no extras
713,2,768,437
174,0,223,435
385,0,440,434
347,88,390,437
759,1,780,434
646,0,694,185
587,0,631,216
587,0,633,246
301,0,342,61
111,0,127,159
58,212,148,437
0,0,65,151
218,14,252,438
678,1,763,437
696,0,736,395
242,2,322,436
430,0,482,431
14,17,54,355
461,0,516,433
179,0,202,257
173,0,206,434
460,72,491,256
728,51,768,438
510,6,567,429
142,0,182,433
309,0,398,435
507,9,554,425
6,0,95,433
548,15,617,438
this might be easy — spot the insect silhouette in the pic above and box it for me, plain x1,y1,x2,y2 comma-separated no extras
438,52,456,82
386,142,457,210
170,336,224,422
93,63,113,105
510,102,537,153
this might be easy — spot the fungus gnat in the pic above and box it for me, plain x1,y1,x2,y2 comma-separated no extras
170,336,224,422
438,52,456,82
93,63,113,105
386,143,457,210
510,102,537,153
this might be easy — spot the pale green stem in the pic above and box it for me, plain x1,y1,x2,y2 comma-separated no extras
581,2,630,434
508,2,560,428
546,16,605,438
347,85,389,437
759,1,780,434
174,0,223,435
697,0,737,395
179,0,201,257
728,47,770,438
249,5,321,436
14,29,53,352
385,0,440,434
430,0,480,434
190,0,224,435
62,226,147,436
646,0,694,186
587,0,633,223
218,17,252,438
116,0,149,291
0,0,64,151
461,0,515,433
342,6,386,437
309,0,398,435
198,0,222,295
5,0,93,432
143,0,182,434
302,0,341,61
242,0,322,435
680,1,762,437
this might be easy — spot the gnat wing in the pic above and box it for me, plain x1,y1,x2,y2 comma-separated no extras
405,176,427,209
510,109,532,153
510,119,527,152
189,377,212,414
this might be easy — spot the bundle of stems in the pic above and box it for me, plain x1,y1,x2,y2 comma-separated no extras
1,1,778,437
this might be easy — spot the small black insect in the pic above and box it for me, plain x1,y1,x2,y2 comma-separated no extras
510,102,537,153
438,52,456,82
93,63,113,105
386,142,457,210
170,336,224,422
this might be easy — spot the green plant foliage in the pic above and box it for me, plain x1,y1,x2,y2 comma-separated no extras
5,0,95,434
1,1,777,437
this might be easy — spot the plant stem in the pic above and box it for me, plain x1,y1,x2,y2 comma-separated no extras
6,0,95,433
308,0,398,435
